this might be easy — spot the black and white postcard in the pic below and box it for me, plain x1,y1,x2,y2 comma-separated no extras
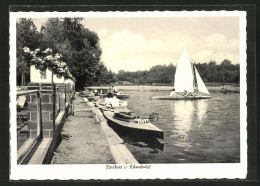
10,11,247,180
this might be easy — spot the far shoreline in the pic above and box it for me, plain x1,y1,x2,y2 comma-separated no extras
86,83,240,93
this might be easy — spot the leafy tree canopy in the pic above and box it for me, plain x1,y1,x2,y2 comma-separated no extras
17,18,116,89
16,18,42,85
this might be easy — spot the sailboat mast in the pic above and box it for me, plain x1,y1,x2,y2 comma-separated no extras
192,63,196,91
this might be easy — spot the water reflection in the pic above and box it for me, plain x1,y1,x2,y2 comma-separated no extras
170,100,208,149
170,100,194,149
124,89,239,163
195,100,208,126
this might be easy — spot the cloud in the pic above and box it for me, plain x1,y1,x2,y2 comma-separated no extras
98,29,108,38
191,50,213,62
104,56,175,73
99,30,240,72
211,52,240,64
168,32,240,64
100,29,175,72
190,50,239,64
103,29,170,58
203,33,239,52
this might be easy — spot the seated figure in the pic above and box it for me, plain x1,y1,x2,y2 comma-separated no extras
191,93,198,97
169,88,178,97
111,95,121,107
89,90,95,96
183,90,189,97
183,90,198,97
107,92,113,98
104,97,113,107
112,86,118,93
104,95,122,108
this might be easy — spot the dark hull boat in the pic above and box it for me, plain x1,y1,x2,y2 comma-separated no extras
103,110,164,140
95,99,165,150
95,99,164,140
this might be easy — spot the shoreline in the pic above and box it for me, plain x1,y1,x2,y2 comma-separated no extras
86,85,240,93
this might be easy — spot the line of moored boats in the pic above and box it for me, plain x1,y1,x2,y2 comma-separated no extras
78,49,213,150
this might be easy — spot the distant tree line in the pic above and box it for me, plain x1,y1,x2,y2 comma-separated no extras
116,60,240,85
17,18,116,90
195,60,239,84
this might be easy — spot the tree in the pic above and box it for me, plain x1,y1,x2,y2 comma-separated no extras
221,59,232,66
41,18,115,90
94,62,117,85
16,18,41,86
116,64,176,85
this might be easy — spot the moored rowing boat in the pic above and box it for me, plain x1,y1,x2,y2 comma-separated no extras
95,99,164,140
103,110,164,140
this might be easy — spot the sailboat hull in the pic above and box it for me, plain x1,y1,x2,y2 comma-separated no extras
150,95,211,100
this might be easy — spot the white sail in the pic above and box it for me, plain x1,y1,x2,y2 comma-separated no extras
194,66,210,94
174,49,194,92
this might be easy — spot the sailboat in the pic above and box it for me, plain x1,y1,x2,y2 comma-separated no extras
151,49,211,100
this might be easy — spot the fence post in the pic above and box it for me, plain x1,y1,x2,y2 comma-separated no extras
55,83,66,112
27,86,41,139
27,83,56,138
65,83,70,108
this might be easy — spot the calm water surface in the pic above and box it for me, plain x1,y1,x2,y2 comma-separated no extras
119,87,240,163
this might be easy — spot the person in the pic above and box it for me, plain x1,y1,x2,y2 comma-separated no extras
104,97,113,107
89,90,95,96
104,94,121,108
94,89,99,96
112,86,118,93
183,90,189,97
169,88,178,97
111,94,120,107
107,91,113,98
183,90,197,97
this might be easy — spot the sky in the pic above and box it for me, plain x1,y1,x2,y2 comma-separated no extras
32,16,240,73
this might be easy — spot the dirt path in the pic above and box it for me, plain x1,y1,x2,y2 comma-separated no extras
51,95,115,164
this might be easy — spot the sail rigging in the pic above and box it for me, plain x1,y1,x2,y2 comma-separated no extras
194,66,210,94
174,49,194,92
174,49,210,95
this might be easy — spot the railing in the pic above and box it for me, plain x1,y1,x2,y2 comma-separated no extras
17,89,41,164
55,86,60,118
16,84,75,164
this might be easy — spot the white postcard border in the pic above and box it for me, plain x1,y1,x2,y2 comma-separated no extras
10,11,247,180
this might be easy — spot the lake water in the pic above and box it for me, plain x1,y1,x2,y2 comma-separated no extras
117,86,240,163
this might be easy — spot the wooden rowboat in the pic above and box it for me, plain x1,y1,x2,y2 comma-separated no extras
103,110,163,140
95,99,163,139
95,99,164,149
150,95,211,100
